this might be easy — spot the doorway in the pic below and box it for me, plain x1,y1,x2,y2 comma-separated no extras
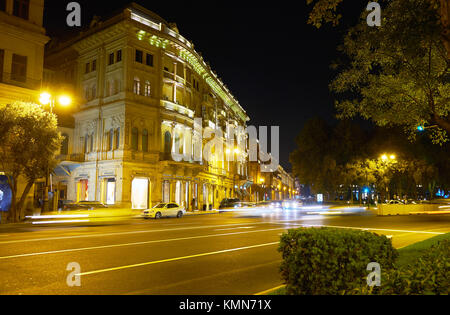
131,178,149,209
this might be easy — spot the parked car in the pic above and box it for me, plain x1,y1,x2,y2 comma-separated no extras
143,203,185,219
219,198,240,209
232,202,257,209
63,201,108,211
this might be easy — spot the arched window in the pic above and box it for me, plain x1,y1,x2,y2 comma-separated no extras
109,129,114,151
90,133,94,152
131,127,138,151
84,135,89,153
133,77,140,95
142,129,148,152
164,131,171,154
115,128,120,150
61,133,69,155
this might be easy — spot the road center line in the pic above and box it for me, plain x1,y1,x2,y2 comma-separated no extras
0,221,278,245
0,228,286,260
76,242,279,277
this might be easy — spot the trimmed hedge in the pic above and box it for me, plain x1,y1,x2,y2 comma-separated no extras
278,228,398,295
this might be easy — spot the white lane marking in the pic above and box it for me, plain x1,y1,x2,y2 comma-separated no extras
300,224,446,235
0,228,286,260
76,242,279,277
215,226,254,231
0,222,278,245
254,285,286,296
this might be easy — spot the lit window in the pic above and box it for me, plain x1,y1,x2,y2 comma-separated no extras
133,78,141,95
144,81,151,97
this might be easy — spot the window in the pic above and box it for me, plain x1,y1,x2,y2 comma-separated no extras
146,53,153,67
115,128,120,150
108,53,114,65
13,0,29,20
116,50,122,62
85,62,90,74
133,77,140,95
164,131,171,154
142,129,148,152
92,60,97,71
11,54,27,82
84,135,89,153
135,50,143,63
90,134,94,152
108,129,114,151
144,81,151,97
131,127,138,151
91,85,96,99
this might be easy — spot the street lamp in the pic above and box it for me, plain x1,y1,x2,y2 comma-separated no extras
39,92,72,113
39,91,72,212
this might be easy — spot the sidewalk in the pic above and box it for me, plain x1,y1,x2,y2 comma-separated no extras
184,210,219,216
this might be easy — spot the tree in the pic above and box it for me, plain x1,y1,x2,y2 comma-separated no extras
306,0,450,60
0,102,61,223
329,0,450,143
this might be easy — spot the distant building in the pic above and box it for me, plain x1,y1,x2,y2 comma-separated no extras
44,3,251,210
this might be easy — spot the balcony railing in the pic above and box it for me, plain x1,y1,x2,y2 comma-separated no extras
0,72,41,90
57,153,85,163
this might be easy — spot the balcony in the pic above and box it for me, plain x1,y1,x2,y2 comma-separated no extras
57,153,85,163
0,72,41,90
161,100,194,118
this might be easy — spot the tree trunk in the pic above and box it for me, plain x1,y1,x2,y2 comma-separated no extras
16,180,34,222
7,176,17,223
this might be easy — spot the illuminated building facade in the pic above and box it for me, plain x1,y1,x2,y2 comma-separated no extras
0,0,49,220
45,3,251,210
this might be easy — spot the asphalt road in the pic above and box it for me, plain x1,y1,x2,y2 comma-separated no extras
0,210,449,295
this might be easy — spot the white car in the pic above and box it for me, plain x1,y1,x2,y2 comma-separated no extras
143,203,186,219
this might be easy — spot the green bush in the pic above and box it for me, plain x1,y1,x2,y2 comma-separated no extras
371,240,450,295
278,228,398,295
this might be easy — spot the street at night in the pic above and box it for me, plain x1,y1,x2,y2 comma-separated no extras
1,0,449,300
1,210,449,295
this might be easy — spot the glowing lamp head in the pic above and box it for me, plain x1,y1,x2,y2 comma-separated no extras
417,126,425,132
58,95,72,107
39,92,51,105
234,149,240,154
381,155,388,161
390,155,396,160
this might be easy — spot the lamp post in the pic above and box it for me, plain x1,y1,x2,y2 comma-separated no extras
39,92,72,212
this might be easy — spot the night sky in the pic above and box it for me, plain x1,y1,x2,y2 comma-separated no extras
43,0,366,171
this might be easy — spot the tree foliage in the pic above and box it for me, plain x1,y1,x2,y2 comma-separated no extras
307,0,450,143
290,118,449,200
0,102,61,222
331,0,450,143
